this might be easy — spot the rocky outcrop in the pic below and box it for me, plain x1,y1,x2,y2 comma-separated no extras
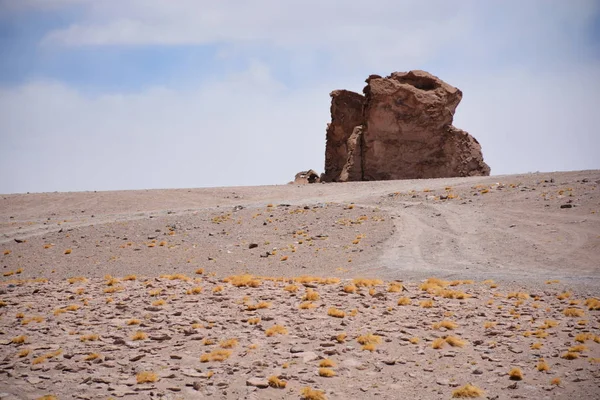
290,169,320,184
322,90,365,182
323,70,490,182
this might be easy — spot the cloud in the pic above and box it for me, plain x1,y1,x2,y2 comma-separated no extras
0,0,599,193
0,61,335,193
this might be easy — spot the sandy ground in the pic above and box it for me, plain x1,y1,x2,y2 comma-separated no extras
0,170,599,399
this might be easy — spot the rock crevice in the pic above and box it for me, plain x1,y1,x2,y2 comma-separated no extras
323,70,490,182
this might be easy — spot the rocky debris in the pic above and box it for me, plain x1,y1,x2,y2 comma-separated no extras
0,274,599,399
323,70,490,182
291,169,321,184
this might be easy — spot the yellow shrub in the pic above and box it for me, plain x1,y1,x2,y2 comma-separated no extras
509,367,523,380
265,325,288,337
136,371,158,384
327,308,345,318
452,383,484,398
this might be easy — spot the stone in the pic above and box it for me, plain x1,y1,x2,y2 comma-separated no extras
291,169,321,184
323,70,490,182
246,378,269,388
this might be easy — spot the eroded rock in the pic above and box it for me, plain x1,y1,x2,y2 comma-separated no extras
323,70,490,182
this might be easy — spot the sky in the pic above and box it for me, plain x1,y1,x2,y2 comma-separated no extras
0,1,599,194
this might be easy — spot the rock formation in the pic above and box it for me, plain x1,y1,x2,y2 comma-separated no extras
322,70,490,182
290,169,320,184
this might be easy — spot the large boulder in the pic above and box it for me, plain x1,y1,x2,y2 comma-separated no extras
323,71,490,182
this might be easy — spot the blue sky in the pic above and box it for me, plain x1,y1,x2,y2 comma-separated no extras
1,1,599,193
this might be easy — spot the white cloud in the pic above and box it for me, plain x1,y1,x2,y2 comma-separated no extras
0,61,336,193
39,0,473,71
0,0,599,193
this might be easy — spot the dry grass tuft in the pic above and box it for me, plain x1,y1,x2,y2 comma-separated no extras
387,282,403,292
318,368,336,377
335,333,347,343
557,291,571,300
303,289,320,301
200,349,232,362
537,360,550,372
533,330,549,339
301,387,327,400
575,333,593,343
432,338,446,349
32,349,62,365
246,301,271,311
419,277,449,292
123,275,137,281
127,319,141,326
509,367,523,380
361,343,376,352
433,320,458,330
284,284,299,293
357,333,381,345
136,371,158,384
409,337,419,344
531,342,543,350
420,299,434,308
563,308,584,317
584,297,600,310
483,321,497,329
80,334,99,342
507,292,529,300
446,336,466,347
67,276,87,284
11,335,27,344
132,331,147,341
84,353,100,361
18,348,30,357
539,319,559,329
293,276,340,285
21,316,44,325
398,297,412,306
319,359,336,368
247,317,261,325
568,344,587,353
353,278,383,287
550,377,561,386
343,284,357,294
452,383,484,398
195,268,204,275
327,308,345,318
219,338,238,349
152,299,166,306
223,274,261,287
268,375,287,388
186,286,203,295
299,301,317,309
265,325,288,337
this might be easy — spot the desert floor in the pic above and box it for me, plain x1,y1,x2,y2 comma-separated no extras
0,170,599,399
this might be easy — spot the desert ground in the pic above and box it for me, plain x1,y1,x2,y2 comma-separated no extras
0,170,599,400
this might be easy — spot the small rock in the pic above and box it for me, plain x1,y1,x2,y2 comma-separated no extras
246,378,269,388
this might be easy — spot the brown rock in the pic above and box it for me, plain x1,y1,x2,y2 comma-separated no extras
323,70,490,182
291,169,321,184
322,90,365,182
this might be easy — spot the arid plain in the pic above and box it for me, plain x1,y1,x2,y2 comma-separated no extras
1,170,599,399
